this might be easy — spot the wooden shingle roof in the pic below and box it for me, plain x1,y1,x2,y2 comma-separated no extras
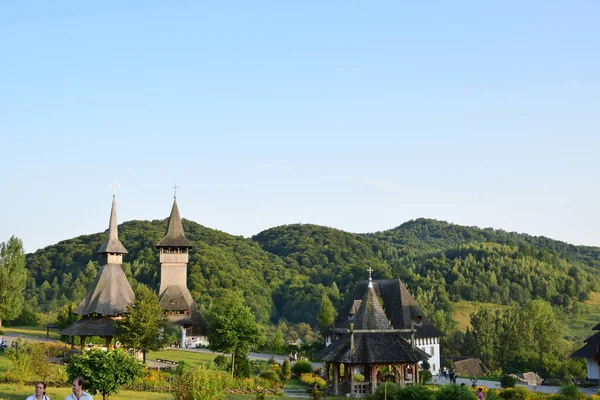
74,264,135,316
60,316,117,337
156,199,192,248
316,332,430,364
335,279,443,339
96,196,128,254
159,284,194,312
353,283,391,330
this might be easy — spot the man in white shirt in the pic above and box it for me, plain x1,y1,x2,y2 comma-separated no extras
64,377,93,400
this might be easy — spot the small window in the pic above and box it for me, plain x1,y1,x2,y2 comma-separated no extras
430,346,435,356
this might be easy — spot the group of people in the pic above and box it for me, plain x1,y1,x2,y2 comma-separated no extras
25,377,93,400
288,352,304,362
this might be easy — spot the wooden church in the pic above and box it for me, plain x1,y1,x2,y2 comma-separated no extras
62,192,202,348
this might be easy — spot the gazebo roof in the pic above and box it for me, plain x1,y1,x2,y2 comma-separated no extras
316,331,430,364
335,279,443,339
60,316,117,337
353,282,391,330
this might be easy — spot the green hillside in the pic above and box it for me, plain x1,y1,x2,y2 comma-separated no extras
21,218,600,333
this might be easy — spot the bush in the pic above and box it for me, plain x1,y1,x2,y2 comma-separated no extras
172,365,226,400
557,384,586,400
373,382,402,400
500,374,519,388
299,373,325,389
7,303,40,326
420,369,433,384
396,384,435,400
281,359,291,381
291,359,313,375
213,355,231,371
435,384,477,400
353,373,364,382
498,387,531,400
258,370,280,382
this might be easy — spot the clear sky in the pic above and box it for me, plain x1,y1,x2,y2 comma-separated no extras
1,1,599,253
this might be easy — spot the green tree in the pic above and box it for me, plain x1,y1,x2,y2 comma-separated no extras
117,284,175,363
66,348,143,400
316,294,336,334
0,236,26,328
469,308,498,368
205,291,265,377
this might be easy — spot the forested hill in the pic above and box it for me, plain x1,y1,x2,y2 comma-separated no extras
22,218,600,329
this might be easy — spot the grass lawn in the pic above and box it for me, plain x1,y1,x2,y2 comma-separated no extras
0,384,173,400
146,349,216,365
1,326,61,341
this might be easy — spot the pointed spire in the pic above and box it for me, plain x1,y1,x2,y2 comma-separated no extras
353,282,391,330
156,198,192,248
96,195,128,254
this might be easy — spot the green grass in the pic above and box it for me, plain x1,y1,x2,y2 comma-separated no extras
0,384,173,400
1,326,61,341
146,349,216,365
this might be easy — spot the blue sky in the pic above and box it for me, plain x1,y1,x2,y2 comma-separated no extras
1,1,599,252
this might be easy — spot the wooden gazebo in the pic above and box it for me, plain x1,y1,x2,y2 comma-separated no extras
316,276,429,397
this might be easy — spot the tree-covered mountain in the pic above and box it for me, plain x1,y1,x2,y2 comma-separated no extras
22,218,600,330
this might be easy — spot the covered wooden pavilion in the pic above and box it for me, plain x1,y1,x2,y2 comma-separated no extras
316,274,429,397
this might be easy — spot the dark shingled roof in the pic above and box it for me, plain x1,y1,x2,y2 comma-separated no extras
572,331,600,358
60,317,118,337
353,283,391,330
159,285,195,312
156,199,192,248
315,332,430,364
75,264,135,316
96,196,128,254
335,279,443,339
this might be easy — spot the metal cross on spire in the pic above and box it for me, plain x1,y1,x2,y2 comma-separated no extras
109,181,120,197
367,266,373,288
173,183,179,199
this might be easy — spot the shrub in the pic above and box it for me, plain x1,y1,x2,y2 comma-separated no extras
435,384,477,400
291,359,313,375
498,387,531,400
485,389,502,400
420,369,433,384
258,370,280,382
172,365,226,400
281,359,291,381
213,355,231,371
373,382,402,400
500,374,519,388
422,360,431,370
396,384,435,400
299,373,326,389
557,384,586,400
353,373,364,382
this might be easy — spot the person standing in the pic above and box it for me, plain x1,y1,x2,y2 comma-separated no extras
26,382,50,400
64,377,93,400
477,387,485,400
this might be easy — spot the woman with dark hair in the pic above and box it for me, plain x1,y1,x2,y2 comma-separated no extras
26,382,50,400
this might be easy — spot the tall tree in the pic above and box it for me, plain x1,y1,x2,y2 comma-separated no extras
117,284,175,363
0,236,26,328
205,291,265,377
317,294,336,334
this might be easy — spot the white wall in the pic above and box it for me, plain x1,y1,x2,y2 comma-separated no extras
587,358,599,380
417,337,441,374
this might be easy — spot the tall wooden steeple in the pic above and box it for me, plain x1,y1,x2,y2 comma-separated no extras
156,196,194,314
